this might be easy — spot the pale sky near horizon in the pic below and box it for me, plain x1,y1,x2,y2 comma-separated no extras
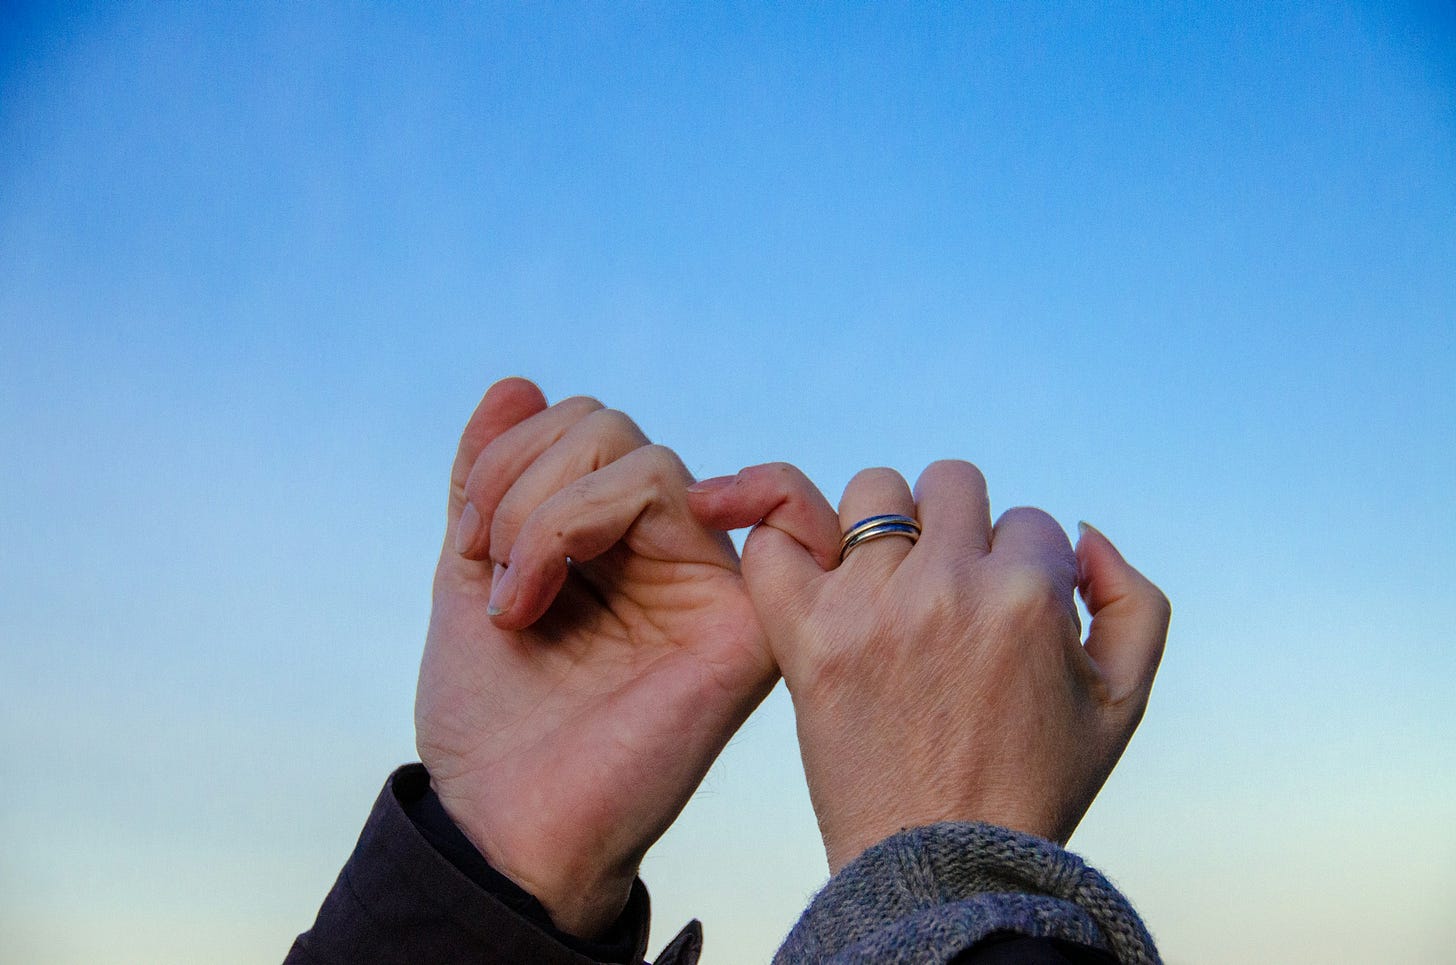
2,3,1453,963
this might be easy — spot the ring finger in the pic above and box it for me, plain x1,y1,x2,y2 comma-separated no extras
836,467,918,574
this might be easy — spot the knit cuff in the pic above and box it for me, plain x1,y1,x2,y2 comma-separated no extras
773,823,1160,965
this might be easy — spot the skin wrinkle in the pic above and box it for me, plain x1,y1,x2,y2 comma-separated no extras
530,569,736,701
793,539,1132,856
414,379,1169,947
583,550,772,694
429,568,710,791
472,408,611,556
420,380,785,936
447,648,715,906
509,497,733,625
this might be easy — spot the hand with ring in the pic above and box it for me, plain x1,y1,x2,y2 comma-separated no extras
689,460,1170,871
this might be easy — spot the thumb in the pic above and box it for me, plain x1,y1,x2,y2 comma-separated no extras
1076,521,1171,708
687,462,839,605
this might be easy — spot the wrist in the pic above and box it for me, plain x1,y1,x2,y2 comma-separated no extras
523,871,638,941
432,781,638,939
818,790,1082,872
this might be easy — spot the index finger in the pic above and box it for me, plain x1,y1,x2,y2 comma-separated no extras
448,377,549,518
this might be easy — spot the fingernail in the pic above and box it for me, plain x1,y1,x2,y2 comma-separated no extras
1077,520,1100,540
455,503,483,554
487,563,516,616
686,474,736,494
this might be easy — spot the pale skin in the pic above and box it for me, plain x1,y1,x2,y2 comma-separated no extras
690,461,1170,871
416,377,778,937
417,377,1170,937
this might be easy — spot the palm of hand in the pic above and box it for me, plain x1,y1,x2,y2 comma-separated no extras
417,523,771,895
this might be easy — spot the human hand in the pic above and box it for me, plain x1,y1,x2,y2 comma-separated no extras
416,378,777,937
689,460,1169,872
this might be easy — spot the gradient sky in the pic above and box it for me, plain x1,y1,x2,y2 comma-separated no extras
2,3,1453,963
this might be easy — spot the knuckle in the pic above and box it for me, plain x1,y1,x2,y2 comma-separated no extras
449,475,470,507
550,395,608,427
1148,585,1173,626
555,395,606,419
849,466,904,488
560,474,603,512
920,458,987,490
998,505,1057,529
583,407,644,442
756,460,801,478
633,444,689,496
1128,569,1173,624
1110,688,1152,725
988,561,1064,617
640,442,687,475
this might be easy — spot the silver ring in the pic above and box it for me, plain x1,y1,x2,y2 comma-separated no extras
839,513,921,563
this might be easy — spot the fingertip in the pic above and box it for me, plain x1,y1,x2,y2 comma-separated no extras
455,502,486,557
912,459,987,501
1075,521,1094,577
451,378,551,505
472,377,549,431
687,462,838,577
1075,520,1124,581
489,375,548,403
1076,520,1115,551
486,562,516,616
686,469,764,530
1076,523,1170,702
1076,524,1165,610
486,556,569,631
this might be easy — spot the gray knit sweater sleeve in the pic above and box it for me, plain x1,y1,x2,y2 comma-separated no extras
772,822,1159,965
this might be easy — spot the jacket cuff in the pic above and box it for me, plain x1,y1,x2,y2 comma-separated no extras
287,764,651,965
401,768,646,963
773,823,1160,965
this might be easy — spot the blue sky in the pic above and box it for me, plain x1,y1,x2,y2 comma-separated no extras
2,3,1453,962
